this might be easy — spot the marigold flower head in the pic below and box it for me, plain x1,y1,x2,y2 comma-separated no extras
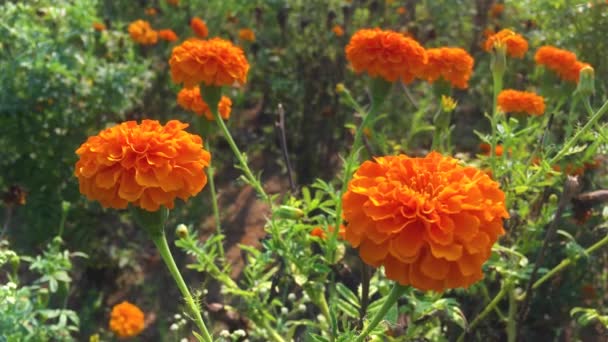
145,7,158,16
190,17,208,38
497,89,545,116
534,46,586,82
238,28,256,42
440,95,457,112
310,225,346,240
169,38,249,87
166,0,179,6
342,152,508,291
479,143,505,157
128,20,158,45
345,28,427,83
109,301,145,338
177,86,232,121
484,29,528,58
562,60,591,83
158,29,179,42
332,25,344,37
75,120,210,212
397,7,407,15
93,22,106,31
489,4,505,18
418,47,474,89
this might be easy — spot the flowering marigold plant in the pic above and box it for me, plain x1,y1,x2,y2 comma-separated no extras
74,120,210,212
341,152,508,291
177,86,232,120
128,20,158,45
169,38,250,87
238,28,256,42
332,25,344,37
191,17,209,38
483,29,528,58
345,28,427,83
497,89,545,116
534,46,590,83
158,29,178,42
417,47,474,89
109,301,145,338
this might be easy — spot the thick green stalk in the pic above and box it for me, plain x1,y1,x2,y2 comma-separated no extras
489,68,504,175
354,283,406,342
152,231,213,342
506,286,517,342
205,140,224,259
457,285,507,342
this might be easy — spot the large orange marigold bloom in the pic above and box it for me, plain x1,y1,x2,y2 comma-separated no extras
128,20,158,45
418,47,474,89
190,17,208,38
109,301,145,338
158,29,179,42
534,46,591,83
74,120,210,212
483,29,528,58
177,86,232,121
497,89,545,116
342,152,508,291
169,38,250,88
345,28,427,83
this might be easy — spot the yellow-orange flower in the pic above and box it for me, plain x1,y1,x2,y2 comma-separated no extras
128,20,158,45
497,89,545,116
332,25,344,37
238,28,256,42
310,225,346,239
483,29,528,58
75,120,210,212
190,17,208,38
342,152,508,291
109,301,145,338
345,28,427,83
169,38,249,87
489,3,504,18
417,47,474,89
158,29,179,42
93,22,106,31
177,86,232,120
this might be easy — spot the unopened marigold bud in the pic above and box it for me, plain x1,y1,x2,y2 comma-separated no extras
335,83,345,93
175,224,189,238
38,287,49,307
576,66,595,98
491,43,507,79
273,205,305,219
440,95,457,113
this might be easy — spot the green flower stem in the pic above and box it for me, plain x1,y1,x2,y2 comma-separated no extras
354,283,407,342
489,67,504,175
205,140,224,260
457,284,507,342
258,316,287,342
527,98,608,187
152,231,213,342
506,285,517,342
533,233,608,290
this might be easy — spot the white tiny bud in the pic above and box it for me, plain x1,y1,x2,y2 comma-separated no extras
287,293,296,301
219,330,230,338
170,323,179,331
234,329,246,337
174,314,182,320
280,307,288,315
298,304,307,312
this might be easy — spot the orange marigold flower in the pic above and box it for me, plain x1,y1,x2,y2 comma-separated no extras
158,29,179,42
74,120,210,212
190,17,208,38
534,46,587,82
145,7,158,16
93,22,106,31
169,38,249,87
177,86,232,120
345,28,427,83
561,60,591,83
310,225,346,239
417,47,474,89
332,25,344,37
128,20,158,45
479,143,505,156
342,152,508,291
166,0,179,6
489,3,505,18
109,301,145,338
238,28,256,42
497,89,545,116
397,7,407,15
483,29,528,58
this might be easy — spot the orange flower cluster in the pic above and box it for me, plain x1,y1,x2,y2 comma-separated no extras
345,28,427,83
418,47,474,89
128,20,158,45
238,28,256,42
169,38,250,87
75,120,210,212
310,225,346,239
191,17,209,38
109,301,145,338
158,29,179,42
483,29,528,58
332,25,345,37
497,89,545,116
342,152,508,291
535,46,591,83
489,3,505,18
93,22,106,31
177,86,232,120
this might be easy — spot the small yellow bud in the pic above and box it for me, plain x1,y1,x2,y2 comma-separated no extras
175,224,189,239
335,83,345,94
576,66,595,98
491,43,507,78
440,95,457,113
